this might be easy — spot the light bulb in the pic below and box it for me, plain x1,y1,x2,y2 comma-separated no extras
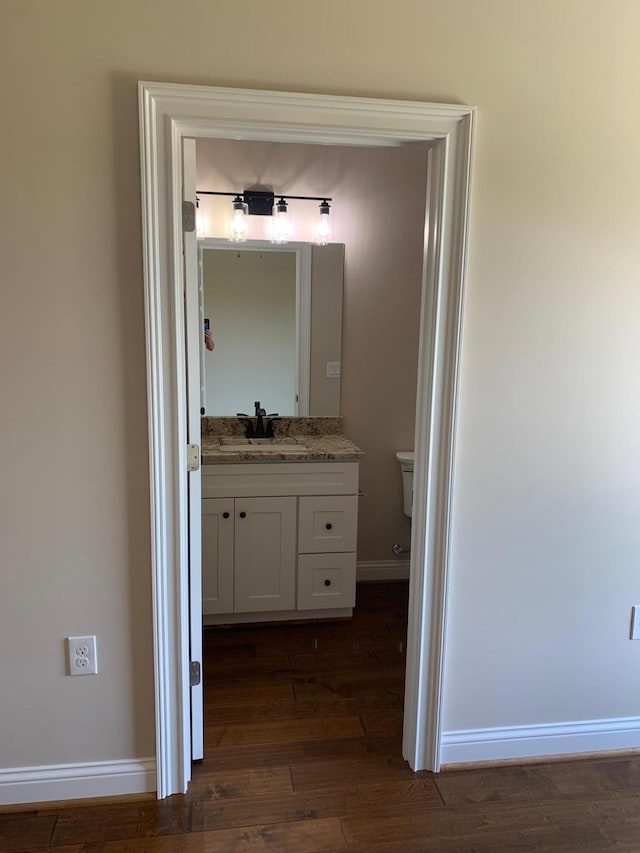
314,200,332,245
229,196,248,242
271,198,292,244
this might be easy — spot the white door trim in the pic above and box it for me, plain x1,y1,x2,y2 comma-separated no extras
138,82,475,797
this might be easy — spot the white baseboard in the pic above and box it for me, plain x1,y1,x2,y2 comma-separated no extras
357,560,410,581
0,757,156,806
441,717,640,765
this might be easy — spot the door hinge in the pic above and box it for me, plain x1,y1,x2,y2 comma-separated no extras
190,661,201,687
187,444,200,472
182,200,196,233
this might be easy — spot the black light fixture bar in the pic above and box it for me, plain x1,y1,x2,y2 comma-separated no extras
265,194,332,202
197,189,332,216
197,191,332,201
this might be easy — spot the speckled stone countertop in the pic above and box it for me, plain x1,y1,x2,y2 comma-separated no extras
201,416,364,464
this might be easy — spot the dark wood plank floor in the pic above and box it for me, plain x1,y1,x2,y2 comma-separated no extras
4,581,640,851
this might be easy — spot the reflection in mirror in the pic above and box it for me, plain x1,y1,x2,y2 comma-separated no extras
199,240,344,417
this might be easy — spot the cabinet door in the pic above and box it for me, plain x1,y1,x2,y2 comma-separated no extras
234,497,297,613
298,495,358,554
202,498,234,614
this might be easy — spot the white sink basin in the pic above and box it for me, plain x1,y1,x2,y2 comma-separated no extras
214,436,307,453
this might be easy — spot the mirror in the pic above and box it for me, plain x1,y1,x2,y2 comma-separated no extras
199,239,344,417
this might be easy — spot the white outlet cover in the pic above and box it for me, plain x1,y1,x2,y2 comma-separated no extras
67,635,98,675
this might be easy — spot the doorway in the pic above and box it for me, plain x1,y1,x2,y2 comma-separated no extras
138,82,475,797
194,134,427,769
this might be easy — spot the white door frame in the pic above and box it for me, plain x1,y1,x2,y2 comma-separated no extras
138,82,475,798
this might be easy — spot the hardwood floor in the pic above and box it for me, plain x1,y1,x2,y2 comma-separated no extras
4,581,640,851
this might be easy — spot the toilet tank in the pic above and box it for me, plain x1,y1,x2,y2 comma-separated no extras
396,451,414,518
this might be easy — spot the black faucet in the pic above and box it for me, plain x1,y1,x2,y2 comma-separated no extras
236,402,279,438
254,401,267,437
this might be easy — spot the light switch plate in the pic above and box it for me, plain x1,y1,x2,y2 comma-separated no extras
326,361,341,378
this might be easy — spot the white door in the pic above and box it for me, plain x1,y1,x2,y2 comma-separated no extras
182,138,204,761
234,497,297,612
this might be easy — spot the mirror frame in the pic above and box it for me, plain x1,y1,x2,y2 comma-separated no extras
139,82,475,797
198,238,312,415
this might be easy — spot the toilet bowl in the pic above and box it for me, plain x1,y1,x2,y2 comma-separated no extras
396,450,415,518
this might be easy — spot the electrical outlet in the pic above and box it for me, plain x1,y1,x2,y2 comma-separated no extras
630,607,640,640
67,636,98,675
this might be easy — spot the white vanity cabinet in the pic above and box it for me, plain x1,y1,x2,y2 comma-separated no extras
201,460,359,624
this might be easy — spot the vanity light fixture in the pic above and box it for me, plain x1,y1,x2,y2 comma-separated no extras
270,197,292,244
229,195,249,242
196,188,332,245
314,200,332,246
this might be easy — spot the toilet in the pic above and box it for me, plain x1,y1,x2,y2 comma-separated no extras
396,451,415,518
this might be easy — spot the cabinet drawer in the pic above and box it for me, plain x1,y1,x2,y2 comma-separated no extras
202,462,359,498
297,553,356,610
298,495,358,553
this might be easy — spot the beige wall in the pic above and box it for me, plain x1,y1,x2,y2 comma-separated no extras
3,0,640,781
197,138,427,560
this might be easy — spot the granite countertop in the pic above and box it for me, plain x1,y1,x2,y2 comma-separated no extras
200,416,364,465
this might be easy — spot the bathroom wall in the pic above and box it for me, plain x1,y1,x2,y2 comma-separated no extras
197,138,428,562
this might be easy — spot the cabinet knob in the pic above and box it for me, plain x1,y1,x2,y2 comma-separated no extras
222,512,230,519
324,579,331,587
325,523,333,530
239,511,247,519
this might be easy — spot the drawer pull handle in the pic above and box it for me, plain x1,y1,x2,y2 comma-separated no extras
325,523,333,530
324,579,331,587
222,512,230,519
239,511,247,519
